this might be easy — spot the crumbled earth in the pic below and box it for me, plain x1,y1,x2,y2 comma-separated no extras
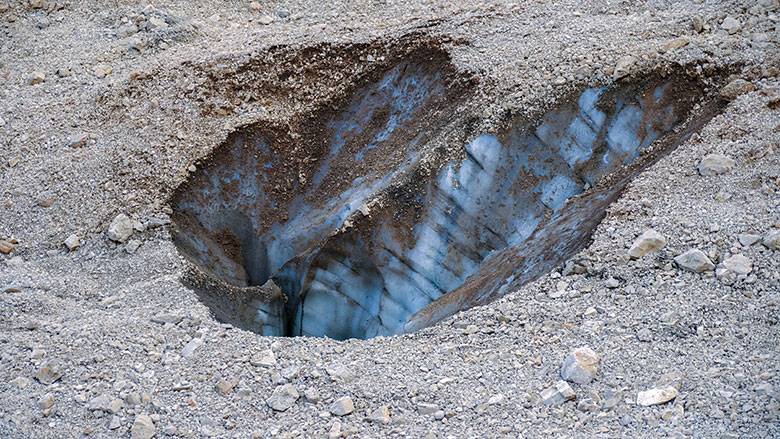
1,0,779,438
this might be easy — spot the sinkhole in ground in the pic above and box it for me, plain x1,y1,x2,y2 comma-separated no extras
171,52,722,340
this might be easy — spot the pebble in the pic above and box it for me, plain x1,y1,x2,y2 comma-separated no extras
656,371,684,390
251,349,276,367
126,239,142,254
763,229,780,250
215,377,238,396
64,234,81,251
150,314,182,325
577,398,599,412
560,346,600,384
637,386,678,406
107,213,135,243
0,239,18,254
67,132,89,148
325,364,355,382
691,15,705,33
29,71,46,85
56,67,71,78
131,414,156,439
417,402,440,415
93,64,113,78
330,396,355,416
487,393,506,405
35,360,63,385
674,249,715,273
661,37,689,52
181,338,203,358
367,405,391,424
697,154,735,176
628,229,666,259
258,15,274,25
87,394,124,414
720,16,741,34
10,377,31,389
540,381,576,406
304,388,321,403
636,328,653,342
719,79,756,101
116,23,138,38
148,16,168,29
109,415,122,430
266,384,299,411
38,393,55,410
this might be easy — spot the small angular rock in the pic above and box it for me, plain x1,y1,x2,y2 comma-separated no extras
150,314,182,325
540,381,576,406
215,377,237,396
417,402,439,415
763,229,780,250
38,393,55,410
738,233,761,247
560,346,600,384
181,338,203,358
67,133,89,148
330,396,354,416
29,71,46,85
251,349,276,367
674,249,715,273
35,360,63,385
720,16,741,34
266,384,299,411
0,239,17,254
720,79,755,101
698,154,735,176
64,234,81,251
628,229,666,259
87,394,124,414
613,55,636,80
367,405,391,424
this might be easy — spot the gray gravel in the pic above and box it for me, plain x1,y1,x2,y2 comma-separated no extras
1,0,779,438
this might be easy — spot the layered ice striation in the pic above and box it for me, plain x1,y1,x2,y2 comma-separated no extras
172,68,701,340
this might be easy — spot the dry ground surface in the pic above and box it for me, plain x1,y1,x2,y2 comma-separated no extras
1,0,779,438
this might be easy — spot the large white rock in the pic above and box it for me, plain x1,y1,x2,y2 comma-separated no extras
637,386,678,406
720,254,752,275
674,249,715,273
107,213,135,243
131,414,155,439
697,154,735,176
628,229,666,259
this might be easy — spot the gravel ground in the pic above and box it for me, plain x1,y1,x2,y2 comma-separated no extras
1,0,779,438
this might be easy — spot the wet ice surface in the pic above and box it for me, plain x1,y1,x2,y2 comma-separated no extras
173,69,697,340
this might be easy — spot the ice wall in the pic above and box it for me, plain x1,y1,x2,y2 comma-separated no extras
290,81,685,339
173,69,699,339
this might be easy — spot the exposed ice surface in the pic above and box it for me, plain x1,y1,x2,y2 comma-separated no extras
173,72,692,339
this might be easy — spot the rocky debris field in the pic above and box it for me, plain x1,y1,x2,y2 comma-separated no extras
1,0,780,438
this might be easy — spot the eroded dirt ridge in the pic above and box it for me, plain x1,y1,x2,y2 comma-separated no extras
172,51,714,340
